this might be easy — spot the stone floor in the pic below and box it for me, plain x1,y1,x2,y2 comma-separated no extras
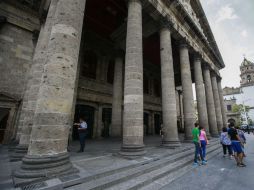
0,134,197,190
161,134,254,190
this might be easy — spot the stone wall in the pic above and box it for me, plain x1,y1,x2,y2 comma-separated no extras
0,23,34,100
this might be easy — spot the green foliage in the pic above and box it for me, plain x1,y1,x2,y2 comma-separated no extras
232,104,250,113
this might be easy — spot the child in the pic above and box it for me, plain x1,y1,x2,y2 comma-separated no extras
220,127,233,158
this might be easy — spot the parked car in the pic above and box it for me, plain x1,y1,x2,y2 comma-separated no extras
240,125,254,133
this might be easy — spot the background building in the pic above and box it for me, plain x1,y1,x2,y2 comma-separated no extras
223,58,254,125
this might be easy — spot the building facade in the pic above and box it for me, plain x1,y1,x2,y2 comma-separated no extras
223,58,254,124
0,0,226,185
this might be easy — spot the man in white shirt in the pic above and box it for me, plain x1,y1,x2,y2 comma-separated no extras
74,117,88,152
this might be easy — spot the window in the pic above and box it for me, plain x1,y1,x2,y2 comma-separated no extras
82,51,97,79
247,75,251,82
154,79,161,97
107,60,114,84
143,75,149,94
227,105,232,111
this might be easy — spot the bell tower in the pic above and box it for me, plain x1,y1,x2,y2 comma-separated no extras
240,58,254,87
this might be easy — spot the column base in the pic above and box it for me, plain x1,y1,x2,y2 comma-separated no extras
13,152,78,187
210,133,219,138
9,144,28,162
119,144,146,159
161,140,181,148
184,135,193,142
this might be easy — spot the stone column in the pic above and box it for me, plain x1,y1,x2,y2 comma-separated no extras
96,105,103,138
160,27,180,147
179,43,195,141
120,0,145,157
14,0,86,185
111,55,123,137
218,79,227,128
11,0,58,162
193,57,210,138
150,111,155,135
203,67,218,136
211,73,223,133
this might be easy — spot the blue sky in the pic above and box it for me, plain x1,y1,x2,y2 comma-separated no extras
200,0,254,88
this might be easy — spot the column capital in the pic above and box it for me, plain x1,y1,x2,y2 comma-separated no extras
159,17,174,31
210,70,218,78
203,62,212,71
127,0,142,5
193,52,202,62
178,39,189,49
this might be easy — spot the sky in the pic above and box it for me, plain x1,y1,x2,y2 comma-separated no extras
200,0,254,88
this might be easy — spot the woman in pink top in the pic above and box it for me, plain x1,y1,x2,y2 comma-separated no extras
199,126,209,162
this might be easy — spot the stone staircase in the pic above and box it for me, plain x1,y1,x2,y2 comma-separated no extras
20,139,221,190
64,139,221,190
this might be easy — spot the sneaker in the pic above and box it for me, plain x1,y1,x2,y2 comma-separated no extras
202,161,207,165
193,162,199,166
238,163,246,167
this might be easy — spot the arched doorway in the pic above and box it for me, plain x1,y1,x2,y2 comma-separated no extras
228,118,236,125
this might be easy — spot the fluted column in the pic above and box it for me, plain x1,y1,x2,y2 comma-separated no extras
193,57,210,138
160,27,180,147
179,44,195,141
218,79,227,128
211,73,223,133
111,56,123,137
14,0,86,186
120,0,145,157
203,67,218,136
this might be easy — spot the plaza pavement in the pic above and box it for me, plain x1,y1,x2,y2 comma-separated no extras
161,134,254,190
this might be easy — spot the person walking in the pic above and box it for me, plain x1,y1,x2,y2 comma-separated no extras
220,127,233,159
74,117,88,153
228,123,246,167
199,126,209,162
192,123,206,166
236,126,247,157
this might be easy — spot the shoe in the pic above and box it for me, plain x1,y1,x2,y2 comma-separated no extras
238,163,246,167
203,160,208,163
202,161,207,165
77,150,84,153
193,162,199,166
223,155,226,158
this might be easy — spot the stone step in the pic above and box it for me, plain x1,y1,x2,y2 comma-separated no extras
104,144,221,190
60,140,219,188
139,147,221,190
67,141,220,190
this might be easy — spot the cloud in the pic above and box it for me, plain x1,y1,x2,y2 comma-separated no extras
216,4,238,23
241,30,248,38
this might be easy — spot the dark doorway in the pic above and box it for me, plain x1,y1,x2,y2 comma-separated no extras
102,108,112,137
144,112,149,135
154,113,162,135
73,105,95,139
0,108,10,143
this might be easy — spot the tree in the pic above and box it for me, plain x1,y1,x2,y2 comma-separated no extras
232,104,251,125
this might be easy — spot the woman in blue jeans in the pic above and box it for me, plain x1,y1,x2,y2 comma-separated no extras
199,126,209,162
